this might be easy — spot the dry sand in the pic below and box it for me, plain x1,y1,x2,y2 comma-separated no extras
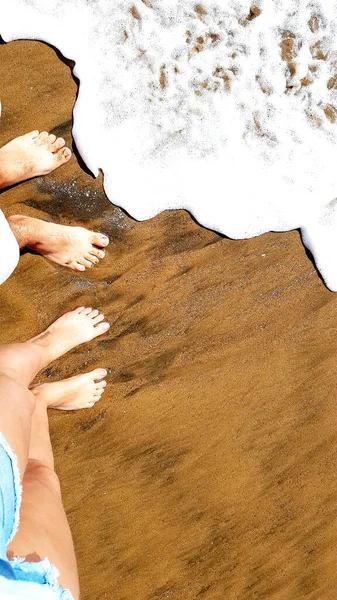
0,40,336,600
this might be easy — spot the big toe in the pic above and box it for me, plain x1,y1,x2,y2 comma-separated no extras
55,147,72,164
50,137,66,153
36,131,49,144
89,368,107,381
90,232,109,248
25,130,39,141
93,321,110,336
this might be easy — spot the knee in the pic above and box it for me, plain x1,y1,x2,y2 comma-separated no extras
0,373,36,413
24,459,62,498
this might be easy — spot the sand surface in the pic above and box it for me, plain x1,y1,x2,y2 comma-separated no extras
0,40,336,600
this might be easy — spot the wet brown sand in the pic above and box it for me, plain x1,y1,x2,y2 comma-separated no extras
0,40,336,600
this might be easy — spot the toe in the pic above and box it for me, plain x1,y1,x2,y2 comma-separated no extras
74,306,86,313
55,147,72,164
50,137,65,152
90,232,109,248
47,134,56,146
89,309,99,319
70,261,86,272
94,322,110,334
91,368,107,380
92,313,105,325
26,130,39,140
85,254,99,266
95,380,107,389
90,248,105,260
77,257,94,269
81,307,93,315
37,131,49,143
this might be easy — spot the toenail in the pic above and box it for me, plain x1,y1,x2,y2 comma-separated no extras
63,148,71,157
100,369,107,376
100,235,109,246
103,323,110,329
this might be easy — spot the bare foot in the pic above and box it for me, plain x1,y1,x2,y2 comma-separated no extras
31,368,107,410
28,306,110,364
0,130,71,188
8,215,109,271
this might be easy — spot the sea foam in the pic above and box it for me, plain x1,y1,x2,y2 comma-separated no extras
1,0,336,290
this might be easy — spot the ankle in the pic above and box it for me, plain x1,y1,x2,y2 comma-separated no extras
7,215,41,248
26,333,58,370
21,338,51,375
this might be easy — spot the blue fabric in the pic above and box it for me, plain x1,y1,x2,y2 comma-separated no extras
0,559,16,580
0,449,16,552
0,432,21,557
0,431,75,599
0,575,64,599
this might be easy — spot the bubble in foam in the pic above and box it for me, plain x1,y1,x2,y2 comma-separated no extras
1,0,337,290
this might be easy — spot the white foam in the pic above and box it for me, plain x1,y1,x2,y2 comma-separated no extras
1,0,336,289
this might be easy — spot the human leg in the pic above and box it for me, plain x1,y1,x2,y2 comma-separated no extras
7,368,108,599
7,411,81,599
0,374,35,479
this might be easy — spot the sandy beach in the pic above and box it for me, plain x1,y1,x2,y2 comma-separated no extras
0,40,336,600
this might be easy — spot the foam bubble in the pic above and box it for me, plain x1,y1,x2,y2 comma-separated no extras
1,0,336,289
